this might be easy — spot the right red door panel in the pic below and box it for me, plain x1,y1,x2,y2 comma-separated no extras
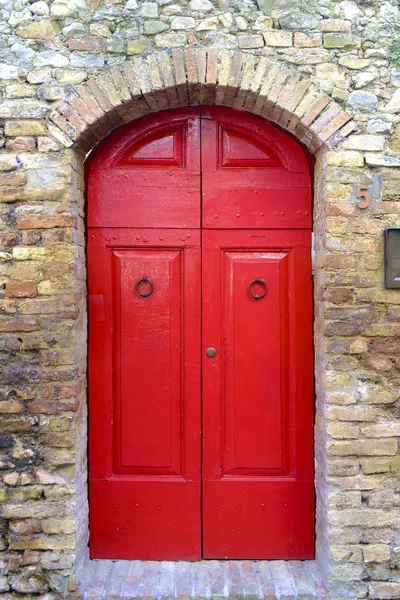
202,229,314,559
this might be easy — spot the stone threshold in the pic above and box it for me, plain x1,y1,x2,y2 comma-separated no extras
74,559,328,599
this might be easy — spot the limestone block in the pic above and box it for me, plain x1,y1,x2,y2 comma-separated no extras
279,10,319,30
385,89,400,114
141,1,158,17
365,154,400,167
323,33,356,48
50,0,86,19
27,69,52,84
330,509,398,528
70,53,104,68
256,0,296,18
294,32,322,48
55,69,87,84
328,405,376,421
320,19,351,32
154,32,187,47
16,19,60,39
369,582,400,599
343,135,385,151
34,51,69,68
3,501,70,519
252,16,273,30
218,13,233,28
361,457,400,474
13,247,47,261
127,38,152,54
327,150,364,167
196,17,218,30
328,422,360,439
188,0,214,11
29,1,50,15
163,4,183,15
238,35,264,49
144,20,169,34
334,0,362,20
171,17,195,29
62,22,85,37
6,83,36,98
0,64,19,80
354,71,377,89
236,16,247,30
9,572,47,594
348,90,378,113
339,55,371,69
328,439,397,456
263,30,292,47
0,156,22,171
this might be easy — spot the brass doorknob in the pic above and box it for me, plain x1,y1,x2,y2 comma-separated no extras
205,347,217,358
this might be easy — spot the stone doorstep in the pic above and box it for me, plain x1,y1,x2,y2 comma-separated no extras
75,559,328,599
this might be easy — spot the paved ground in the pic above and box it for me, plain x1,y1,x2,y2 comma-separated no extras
74,559,328,599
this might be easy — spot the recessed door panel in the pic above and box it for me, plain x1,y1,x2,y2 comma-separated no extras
221,250,289,475
111,248,183,475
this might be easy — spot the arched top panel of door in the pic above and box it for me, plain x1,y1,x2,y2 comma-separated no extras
87,106,312,229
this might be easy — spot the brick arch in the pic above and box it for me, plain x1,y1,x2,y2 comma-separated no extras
48,48,355,155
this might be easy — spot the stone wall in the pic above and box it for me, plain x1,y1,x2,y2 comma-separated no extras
0,0,399,597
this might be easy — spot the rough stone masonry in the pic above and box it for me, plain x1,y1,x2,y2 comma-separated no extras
0,0,399,597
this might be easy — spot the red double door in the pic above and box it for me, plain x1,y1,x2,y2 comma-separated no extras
87,107,314,560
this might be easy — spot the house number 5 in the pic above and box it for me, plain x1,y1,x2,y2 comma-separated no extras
356,184,371,209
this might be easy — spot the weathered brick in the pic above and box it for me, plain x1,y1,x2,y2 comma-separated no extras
16,215,72,230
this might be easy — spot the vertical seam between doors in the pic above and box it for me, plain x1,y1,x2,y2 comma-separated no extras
199,105,204,558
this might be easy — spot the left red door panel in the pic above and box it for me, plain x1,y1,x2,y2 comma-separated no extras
88,228,201,560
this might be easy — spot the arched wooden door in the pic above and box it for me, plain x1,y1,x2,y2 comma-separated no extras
87,107,314,561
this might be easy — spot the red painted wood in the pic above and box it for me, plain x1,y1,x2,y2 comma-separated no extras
88,229,201,559
201,106,312,229
88,108,201,229
87,106,314,561
201,229,314,559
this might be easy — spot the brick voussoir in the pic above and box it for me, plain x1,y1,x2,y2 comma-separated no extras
46,122,74,148
96,73,134,121
77,85,106,121
233,54,256,107
156,52,181,108
311,102,342,135
223,50,245,106
301,93,332,127
110,65,132,104
319,111,352,142
326,119,358,148
69,96,97,126
49,110,78,139
57,101,88,134
215,50,233,105
172,48,189,106
183,47,199,105
46,49,356,156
